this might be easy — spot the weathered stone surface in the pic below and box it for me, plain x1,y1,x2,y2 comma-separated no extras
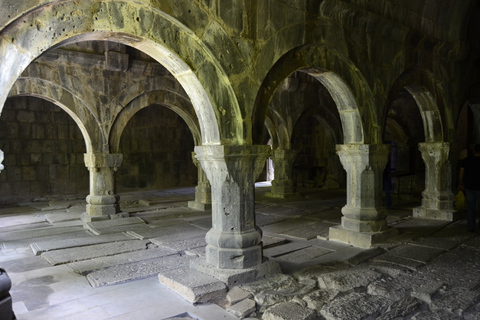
320,292,390,320
376,296,422,320
263,302,317,320
158,267,227,303
367,274,443,303
429,286,480,316
240,274,316,309
0,225,84,241
30,233,133,255
151,235,206,252
384,244,445,263
191,258,281,287
317,267,382,292
41,239,151,265
88,255,195,287
67,247,177,274
302,289,339,311
226,298,256,318
275,246,333,264
84,217,146,235
226,286,253,305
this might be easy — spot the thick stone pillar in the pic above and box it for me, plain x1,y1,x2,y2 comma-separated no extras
188,152,212,211
194,145,270,269
329,144,397,248
413,142,457,220
266,149,298,198
81,153,126,222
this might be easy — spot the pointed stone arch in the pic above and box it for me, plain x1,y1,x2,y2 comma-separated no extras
0,0,244,146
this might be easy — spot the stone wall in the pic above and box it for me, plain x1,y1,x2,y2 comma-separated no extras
116,105,196,192
0,96,88,204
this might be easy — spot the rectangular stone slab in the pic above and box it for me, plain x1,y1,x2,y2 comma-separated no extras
0,225,85,241
45,212,82,223
87,254,196,287
279,221,336,240
275,246,333,264
30,233,134,255
158,267,227,303
67,247,177,274
41,239,151,265
151,235,207,252
84,217,146,235
263,241,312,258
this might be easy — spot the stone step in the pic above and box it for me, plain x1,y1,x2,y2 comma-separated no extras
67,247,177,274
30,233,134,255
87,254,196,287
41,239,151,265
158,267,227,304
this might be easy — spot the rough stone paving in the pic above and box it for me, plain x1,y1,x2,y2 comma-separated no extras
1,187,480,319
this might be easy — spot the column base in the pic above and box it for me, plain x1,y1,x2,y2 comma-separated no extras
206,244,262,269
190,257,282,287
188,200,212,211
80,212,129,223
412,207,465,221
329,225,398,249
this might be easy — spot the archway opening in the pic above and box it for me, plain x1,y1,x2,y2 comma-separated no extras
0,96,88,204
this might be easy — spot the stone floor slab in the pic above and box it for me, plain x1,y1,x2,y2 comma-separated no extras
0,225,85,241
88,254,195,287
275,246,333,264
31,233,134,255
279,221,335,240
45,212,82,223
263,301,317,320
158,267,227,303
151,235,206,252
41,239,151,265
263,241,313,258
67,247,177,274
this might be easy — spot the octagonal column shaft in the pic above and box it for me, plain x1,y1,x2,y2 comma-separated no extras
329,144,397,248
413,142,456,220
81,153,124,222
188,152,212,211
195,145,270,269
266,149,298,198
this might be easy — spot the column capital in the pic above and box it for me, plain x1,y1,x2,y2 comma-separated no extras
84,153,123,169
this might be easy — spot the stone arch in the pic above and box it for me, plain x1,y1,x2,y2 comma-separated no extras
253,44,375,145
110,90,201,153
0,0,243,145
385,67,454,143
8,77,97,153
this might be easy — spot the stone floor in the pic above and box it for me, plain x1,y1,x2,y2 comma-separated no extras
0,183,479,319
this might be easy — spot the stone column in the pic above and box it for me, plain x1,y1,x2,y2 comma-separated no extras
329,144,397,248
194,145,270,269
413,142,457,220
81,153,125,222
188,151,212,211
266,149,298,198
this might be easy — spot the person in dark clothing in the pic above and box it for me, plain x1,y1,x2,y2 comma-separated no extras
459,144,480,232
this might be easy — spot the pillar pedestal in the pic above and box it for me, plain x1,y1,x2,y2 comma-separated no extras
413,142,460,221
81,153,126,223
188,152,212,211
194,145,270,269
329,144,397,248
265,149,298,199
